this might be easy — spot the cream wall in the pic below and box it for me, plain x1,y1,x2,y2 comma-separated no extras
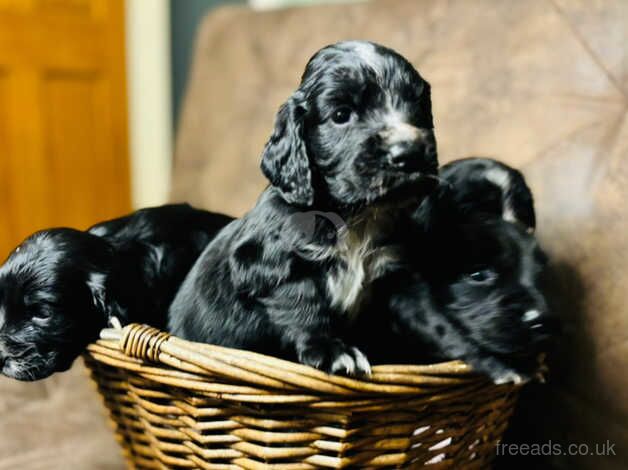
125,0,173,209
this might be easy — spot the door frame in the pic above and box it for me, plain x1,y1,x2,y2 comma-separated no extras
125,0,173,208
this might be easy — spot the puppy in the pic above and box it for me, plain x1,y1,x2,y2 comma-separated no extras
0,229,114,380
356,180,554,384
169,41,438,376
440,157,536,230
0,204,232,381
358,219,553,383
88,204,233,329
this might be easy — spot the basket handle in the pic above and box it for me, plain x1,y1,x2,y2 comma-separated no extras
101,323,171,362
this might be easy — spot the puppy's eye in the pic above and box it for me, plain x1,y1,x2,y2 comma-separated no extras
468,269,497,284
331,106,353,125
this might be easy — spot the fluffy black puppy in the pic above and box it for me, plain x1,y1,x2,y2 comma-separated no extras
0,229,114,380
356,181,554,384
0,204,232,381
358,220,552,383
169,41,438,376
88,204,233,329
440,157,536,231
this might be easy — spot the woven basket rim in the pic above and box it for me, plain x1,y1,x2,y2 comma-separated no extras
85,324,521,467
84,323,505,403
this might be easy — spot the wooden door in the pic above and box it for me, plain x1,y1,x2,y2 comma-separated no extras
0,0,130,258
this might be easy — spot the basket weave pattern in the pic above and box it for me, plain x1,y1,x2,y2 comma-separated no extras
84,324,519,469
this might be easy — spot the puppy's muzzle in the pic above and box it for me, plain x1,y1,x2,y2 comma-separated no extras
379,124,436,172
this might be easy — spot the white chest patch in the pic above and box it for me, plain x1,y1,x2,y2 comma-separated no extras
326,215,400,319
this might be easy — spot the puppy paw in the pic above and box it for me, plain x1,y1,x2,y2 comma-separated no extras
298,337,371,377
493,370,528,385
467,356,530,385
330,347,372,376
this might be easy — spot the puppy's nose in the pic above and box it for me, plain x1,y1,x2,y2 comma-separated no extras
523,309,559,339
379,124,436,172
388,140,427,169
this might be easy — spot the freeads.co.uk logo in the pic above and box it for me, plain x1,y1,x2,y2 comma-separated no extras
280,211,347,255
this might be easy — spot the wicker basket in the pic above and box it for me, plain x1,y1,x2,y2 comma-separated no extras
84,323,520,469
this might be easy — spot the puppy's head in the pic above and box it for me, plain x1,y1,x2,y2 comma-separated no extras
261,40,438,212
425,219,555,368
0,229,113,381
440,157,536,231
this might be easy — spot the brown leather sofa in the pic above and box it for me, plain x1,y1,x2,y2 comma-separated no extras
0,1,624,468
172,1,628,469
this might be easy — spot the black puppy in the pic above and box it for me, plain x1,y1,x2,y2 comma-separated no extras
359,220,552,384
440,157,536,231
169,41,438,376
0,204,232,381
356,172,553,384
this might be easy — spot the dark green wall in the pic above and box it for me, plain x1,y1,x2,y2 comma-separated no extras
170,0,245,129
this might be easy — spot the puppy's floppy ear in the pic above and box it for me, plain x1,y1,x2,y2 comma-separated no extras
0,275,26,317
508,168,536,230
441,158,536,231
260,93,314,207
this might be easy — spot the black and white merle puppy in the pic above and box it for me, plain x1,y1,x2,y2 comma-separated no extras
0,204,232,381
355,160,554,383
169,41,438,376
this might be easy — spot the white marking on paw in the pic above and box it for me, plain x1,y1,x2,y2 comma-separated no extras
494,371,523,385
331,353,356,375
351,347,372,376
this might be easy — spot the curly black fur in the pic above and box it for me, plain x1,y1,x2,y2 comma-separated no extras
169,41,438,376
355,162,556,384
0,204,231,380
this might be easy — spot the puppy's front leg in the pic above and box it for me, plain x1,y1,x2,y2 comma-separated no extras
403,312,528,383
391,284,529,384
231,236,371,376
293,332,371,377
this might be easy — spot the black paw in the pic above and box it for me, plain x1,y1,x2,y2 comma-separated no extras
298,336,371,377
